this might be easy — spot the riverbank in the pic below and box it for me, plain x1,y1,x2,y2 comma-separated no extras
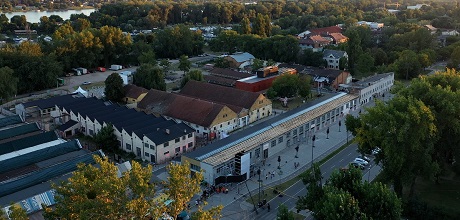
1,6,95,14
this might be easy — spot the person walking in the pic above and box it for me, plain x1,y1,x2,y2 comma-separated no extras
267,203,271,212
266,173,268,180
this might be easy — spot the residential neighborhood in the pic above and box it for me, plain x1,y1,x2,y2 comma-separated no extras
0,0,459,220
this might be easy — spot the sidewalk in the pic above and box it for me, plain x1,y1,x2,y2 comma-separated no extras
188,102,366,215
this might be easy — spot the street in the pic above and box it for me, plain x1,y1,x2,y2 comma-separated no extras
221,144,381,220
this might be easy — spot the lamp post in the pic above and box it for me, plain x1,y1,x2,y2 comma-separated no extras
257,168,261,205
311,135,316,168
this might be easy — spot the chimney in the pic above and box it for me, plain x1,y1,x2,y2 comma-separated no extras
165,129,170,134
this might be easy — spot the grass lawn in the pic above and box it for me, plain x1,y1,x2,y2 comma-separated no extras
246,140,352,205
415,175,460,216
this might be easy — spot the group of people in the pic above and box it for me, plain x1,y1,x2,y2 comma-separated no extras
265,171,276,180
257,199,271,212
294,162,300,169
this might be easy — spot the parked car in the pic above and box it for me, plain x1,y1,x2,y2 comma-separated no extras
97,67,106,72
349,162,365,170
353,158,369,166
82,81,92,85
372,147,381,155
358,155,371,162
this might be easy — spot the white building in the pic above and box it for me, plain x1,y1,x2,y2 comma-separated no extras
357,21,384,30
342,72,394,105
323,49,348,70
407,4,429,10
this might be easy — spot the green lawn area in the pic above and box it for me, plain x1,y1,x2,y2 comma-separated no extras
415,175,460,216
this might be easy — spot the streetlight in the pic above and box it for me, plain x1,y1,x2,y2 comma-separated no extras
311,135,316,168
257,168,261,205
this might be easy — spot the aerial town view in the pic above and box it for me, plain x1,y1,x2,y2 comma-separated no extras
0,0,459,219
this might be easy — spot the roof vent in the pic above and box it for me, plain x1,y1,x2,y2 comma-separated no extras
184,129,187,133
165,129,170,134
157,128,160,131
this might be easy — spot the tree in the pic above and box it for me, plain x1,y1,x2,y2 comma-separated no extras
345,114,361,136
92,124,118,152
0,67,18,102
395,50,421,80
252,13,267,37
97,26,132,66
266,59,276,67
178,55,191,74
133,64,166,91
44,156,164,220
277,204,294,220
239,16,251,35
138,50,157,66
163,161,205,219
449,46,460,68
355,96,438,197
355,52,375,75
159,59,171,73
339,56,348,70
314,187,365,220
269,74,309,98
345,29,363,75
214,57,230,68
105,73,124,102
1,204,28,220
252,58,264,70
296,163,323,211
180,70,204,88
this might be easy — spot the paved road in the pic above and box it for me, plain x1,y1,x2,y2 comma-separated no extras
223,144,381,220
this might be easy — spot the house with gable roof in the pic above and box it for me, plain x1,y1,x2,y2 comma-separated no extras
180,81,272,125
123,84,148,104
223,52,255,69
323,49,348,70
137,89,239,140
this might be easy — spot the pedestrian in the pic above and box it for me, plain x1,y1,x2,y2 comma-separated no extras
267,203,271,212
266,173,268,180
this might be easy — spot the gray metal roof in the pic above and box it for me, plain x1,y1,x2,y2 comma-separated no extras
0,123,40,142
0,115,22,129
228,52,255,63
323,49,347,59
0,131,58,155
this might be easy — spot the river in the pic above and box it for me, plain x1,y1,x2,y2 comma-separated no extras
3,9,96,23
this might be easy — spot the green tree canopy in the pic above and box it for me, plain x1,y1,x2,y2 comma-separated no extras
105,73,125,102
133,64,166,91
178,55,191,74
395,50,421,80
268,74,311,99
138,50,157,66
180,70,204,88
0,67,18,102
92,124,118,152
277,204,295,220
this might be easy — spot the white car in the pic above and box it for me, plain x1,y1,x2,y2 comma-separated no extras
372,147,381,155
82,81,92,85
354,158,369,166
358,155,371,162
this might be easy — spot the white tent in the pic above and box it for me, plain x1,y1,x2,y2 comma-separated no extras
74,86,88,97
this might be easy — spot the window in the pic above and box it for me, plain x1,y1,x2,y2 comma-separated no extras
228,122,230,125
188,142,193,148
293,129,297,136
150,145,155,150
175,138,180,143
188,133,193,138
164,151,169,155
278,136,283,143
286,131,291,138
271,140,276,147
182,135,186,140
190,164,200,171
89,129,94,135
255,148,260,158
164,142,169,147
145,152,150,157
126,143,132,150
299,126,304,134
144,143,149,149
259,100,263,104
220,124,222,128
175,147,181,153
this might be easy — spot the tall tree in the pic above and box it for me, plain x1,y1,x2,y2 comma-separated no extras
0,67,18,102
356,96,438,197
239,16,251,35
178,55,191,74
395,50,421,80
159,59,171,73
105,73,125,102
92,124,118,152
252,13,267,37
345,29,363,75
133,64,166,91
138,50,157,66
44,156,164,220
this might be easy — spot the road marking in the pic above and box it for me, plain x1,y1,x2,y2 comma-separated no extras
339,158,344,162
347,152,352,156
330,165,335,169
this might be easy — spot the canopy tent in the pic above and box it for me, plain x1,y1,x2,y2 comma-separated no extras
74,86,88,97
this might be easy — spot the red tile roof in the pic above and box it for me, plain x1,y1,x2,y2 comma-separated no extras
179,81,263,111
138,89,233,127
124,84,148,99
329,33,348,42
309,26,343,35
309,35,331,43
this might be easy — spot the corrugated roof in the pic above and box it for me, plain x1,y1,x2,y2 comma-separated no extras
227,52,255,63
0,123,40,142
0,131,58,156
184,93,358,166
0,115,22,129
